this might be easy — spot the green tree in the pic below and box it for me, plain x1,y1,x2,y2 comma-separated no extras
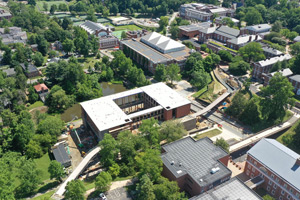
99,133,118,167
139,118,160,147
45,85,74,113
263,194,276,200
28,0,36,6
18,160,42,196
272,21,282,32
95,171,112,192
50,4,57,15
229,60,250,75
25,140,43,159
215,138,229,153
43,2,48,11
110,3,119,15
48,160,65,182
121,31,127,39
90,35,99,55
166,64,181,85
33,52,44,67
153,176,187,200
240,96,261,125
160,120,187,142
62,17,73,30
190,70,211,90
0,157,15,199
260,73,295,120
28,85,39,104
63,39,74,55
136,149,163,182
136,174,155,200
238,42,265,62
159,16,169,29
2,47,12,65
244,8,263,25
225,92,248,118
65,180,86,200
102,7,109,18
117,130,137,164
290,42,300,55
106,67,114,81
37,116,65,137
86,8,97,22
154,64,167,82
108,163,120,178
218,50,233,62
170,26,179,39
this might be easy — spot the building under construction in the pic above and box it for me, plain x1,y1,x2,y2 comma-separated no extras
80,83,191,140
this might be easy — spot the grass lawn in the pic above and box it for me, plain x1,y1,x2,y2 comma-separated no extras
31,190,55,200
83,179,96,191
77,56,100,69
107,23,142,31
28,101,44,110
193,128,222,140
37,1,68,11
34,153,51,181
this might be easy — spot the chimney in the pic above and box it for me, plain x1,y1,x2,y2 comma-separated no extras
248,36,252,42
296,158,300,166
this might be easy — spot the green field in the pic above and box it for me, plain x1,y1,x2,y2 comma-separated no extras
34,153,52,181
28,101,44,110
193,128,222,140
37,1,68,11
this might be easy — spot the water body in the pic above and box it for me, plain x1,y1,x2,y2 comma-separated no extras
61,82,127,122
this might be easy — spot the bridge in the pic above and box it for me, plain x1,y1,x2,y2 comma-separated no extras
53,146,101,199
229,114,300,153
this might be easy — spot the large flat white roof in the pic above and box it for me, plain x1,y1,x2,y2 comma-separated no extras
80,83,191,131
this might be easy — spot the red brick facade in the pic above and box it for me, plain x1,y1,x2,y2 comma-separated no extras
244,154,300,200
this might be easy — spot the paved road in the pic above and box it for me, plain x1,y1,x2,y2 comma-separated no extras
106,187,131,200
53,146,101,198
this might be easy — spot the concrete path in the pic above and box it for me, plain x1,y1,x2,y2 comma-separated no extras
229,114,300,153
53,146,101,198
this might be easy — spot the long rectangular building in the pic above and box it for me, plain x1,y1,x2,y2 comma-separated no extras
81,83,191,140
120,32,191,74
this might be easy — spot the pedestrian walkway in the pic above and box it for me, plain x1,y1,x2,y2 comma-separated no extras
53,146,101,199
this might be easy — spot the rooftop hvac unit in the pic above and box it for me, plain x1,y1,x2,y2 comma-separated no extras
210,167,220,174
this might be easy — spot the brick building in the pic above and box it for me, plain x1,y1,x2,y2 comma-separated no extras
81,82,191,140
178,22,211,39
215,16,239,26
289,75,300,95
80,20,119,49
161,136,231,197
120,32,190,74
244,138,300,200
179,3,234,22
252,54,292,79
241,24,272,35
262,68,293,86
199,25,241,43
227,35,262,50
126,30,148,39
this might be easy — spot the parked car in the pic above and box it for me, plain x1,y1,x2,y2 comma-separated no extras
99,193,107,200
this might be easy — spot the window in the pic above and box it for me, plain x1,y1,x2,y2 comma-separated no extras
296,193,300,198
251,173,254,178
276,178,279,182
267,186,271,191
284,184,288,188
248,165,251,169
272,190,275,195
282,190,285,195
269,180,272,185
246,170,250,176
290,188,293,193
252,168,256,173
271,174,274,179
287,195,291,200
254,161,257,166
279,197,283,200
274,184,277,189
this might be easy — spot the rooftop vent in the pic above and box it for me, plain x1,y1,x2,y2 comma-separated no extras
171,161,175,165
177,170,183,174
296,158,300,166
199,179,203,182
179,162,182,167
125,119,130,122
166,106,171,109
210,167,220,174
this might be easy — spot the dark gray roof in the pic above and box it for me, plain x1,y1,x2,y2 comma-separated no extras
246,24,271,33
190,177,262,200
289,75,300,83
20,63,38,73
248,138,300,191
121,39,171,64
161,137,231,187
52,143,70,165
214,26,240,39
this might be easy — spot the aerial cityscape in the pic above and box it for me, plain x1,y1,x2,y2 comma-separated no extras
0,0,300,200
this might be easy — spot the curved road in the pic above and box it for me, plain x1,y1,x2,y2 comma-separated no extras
53,146,101,199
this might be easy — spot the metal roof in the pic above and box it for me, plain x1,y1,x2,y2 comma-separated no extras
270,68,293,77
190,177,262,200
161,137,231,187
179,23,212,32
262,46,283,56
246,24,271,33
248,138,300,191
140,32,185,53
52,143,71,165
289,75,300,83
257,54,292,67
80,20,108,35
80,83,191,132
214,26,240,39
228,35,262,45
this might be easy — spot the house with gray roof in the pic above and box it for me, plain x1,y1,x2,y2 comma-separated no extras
190,177,262,200
244,138,300,200
289,75,300,95
51,142,71,168
2,68,16,77
294,36,300,43
161,136,231,197
20,63,40,78
0,26,27,45
0,9,12,21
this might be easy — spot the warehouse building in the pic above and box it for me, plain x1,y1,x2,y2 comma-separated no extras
81,83,191,140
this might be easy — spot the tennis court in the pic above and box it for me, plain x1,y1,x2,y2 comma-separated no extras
113,30,128,39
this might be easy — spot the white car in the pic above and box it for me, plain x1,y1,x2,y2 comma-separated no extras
99,193,107,200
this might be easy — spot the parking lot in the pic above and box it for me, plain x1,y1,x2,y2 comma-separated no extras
106,188,131,200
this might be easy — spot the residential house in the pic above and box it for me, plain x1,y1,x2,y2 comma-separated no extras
0,26,27,45
2,68,16,77
33,83,49,102
289,75,300,95
0,9,12,21
244,138,300,200
51,142,71,168
161,136,231,197
294,36,300,43
20,63,40,78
